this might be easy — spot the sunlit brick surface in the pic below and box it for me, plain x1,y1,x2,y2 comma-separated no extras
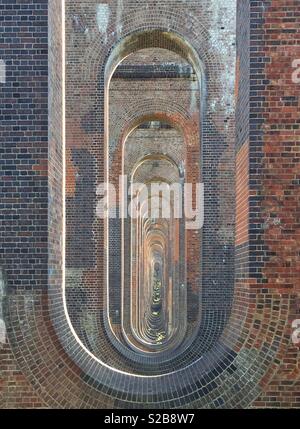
0,0,299,409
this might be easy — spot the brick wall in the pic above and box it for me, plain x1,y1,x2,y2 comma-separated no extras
0,0,49,409
234,0,300,408
0,0,299,409
248,0,300,407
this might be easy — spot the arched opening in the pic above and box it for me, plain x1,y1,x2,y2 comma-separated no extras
44,1,248,407
104,33,203,362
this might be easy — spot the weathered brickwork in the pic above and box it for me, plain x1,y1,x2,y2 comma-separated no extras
247,0,300,407
0,0,299,409
234,0,300,408
0,0,49,409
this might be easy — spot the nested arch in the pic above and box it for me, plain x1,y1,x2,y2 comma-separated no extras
123,154,187,353
104,30,206,85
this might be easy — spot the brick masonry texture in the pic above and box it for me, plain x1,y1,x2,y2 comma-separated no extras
0,0,299,409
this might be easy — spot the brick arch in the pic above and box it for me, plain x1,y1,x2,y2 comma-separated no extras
80,11,222,131
110,112,190,187
105,98,291,391
7,0,290,410
84,9,218,84
104,103,201,367
111,100,194,136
